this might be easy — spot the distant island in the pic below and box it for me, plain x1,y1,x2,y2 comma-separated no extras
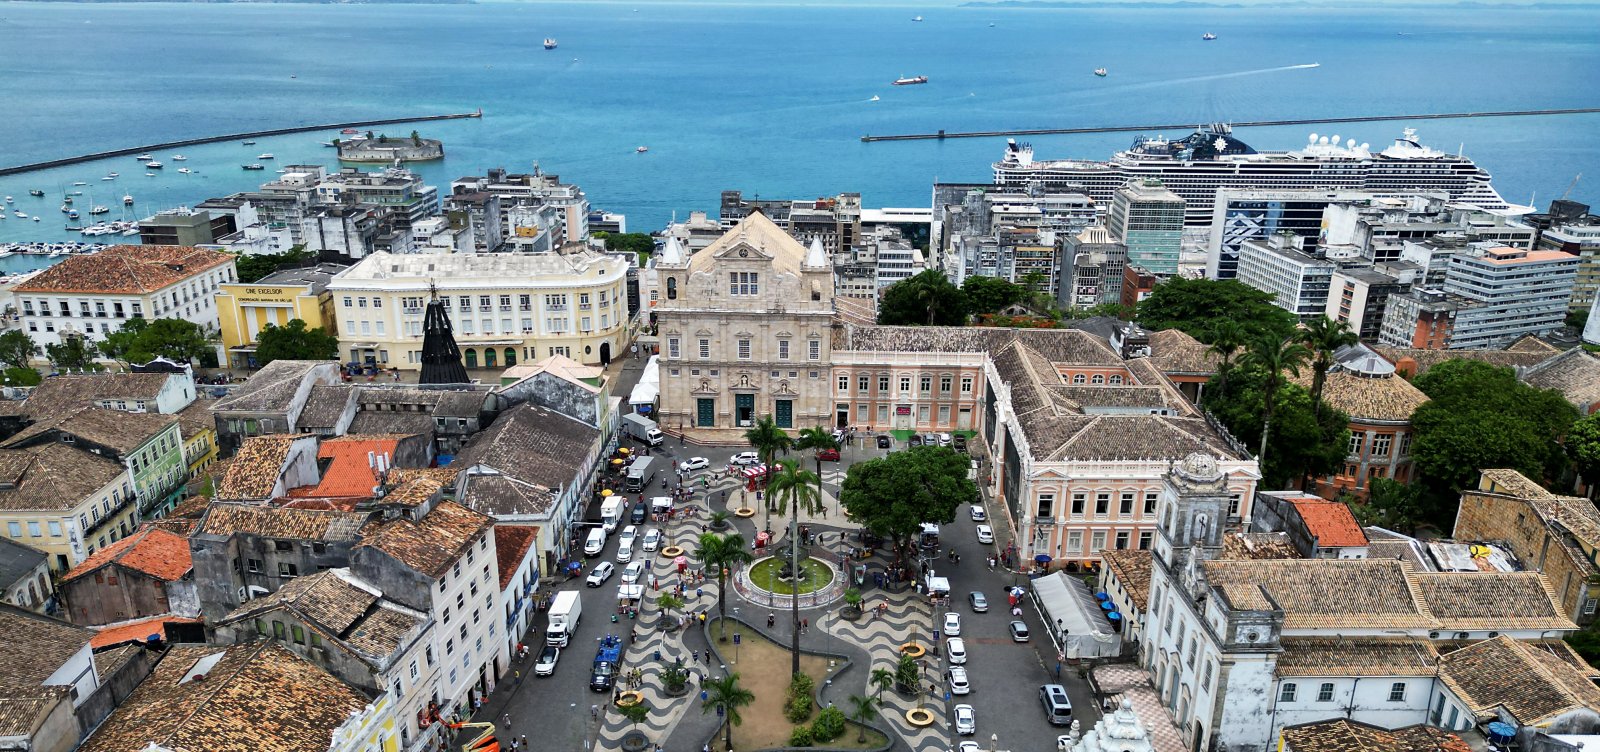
961,0,1600,7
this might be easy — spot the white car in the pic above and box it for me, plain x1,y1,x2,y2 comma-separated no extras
534,645,559,676
947,666,971,695
641,528,662,552
622,560,647,584
946,637,967,665
954,703,976,735
586,561,615,587
960,743,982,752
969,505,987,522
942,612,961,637
730,451,761,466
679,457,710,473
975,524,994,544
937,432,953,446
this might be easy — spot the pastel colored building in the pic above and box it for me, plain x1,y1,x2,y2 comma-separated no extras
215,263,346,370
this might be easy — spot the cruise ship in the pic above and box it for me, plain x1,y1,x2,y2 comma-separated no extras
992,124,1511,227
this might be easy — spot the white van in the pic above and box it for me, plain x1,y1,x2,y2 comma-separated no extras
584,527,607,557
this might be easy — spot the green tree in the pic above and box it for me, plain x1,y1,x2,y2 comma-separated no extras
99,317,210,365
811,705,846,743
617,700,649,730
0,331,37,369
1239,334,1311,478
410,129,422,146
1206,319,1247,394
695,532,752,642
2,367,41,387
1411,359,1578,496
1570,413,1600,494
1567,627,1600,665
743,415,792,523
656,592,685,625
961,276,1026,316
254,319,338,366
846,694,879,743
1203,364,1349,490
839,446,974,558
233,248,314,284
700,672,755,752
594,232,656,266
878,270,967,327
869,667,894,701
45,335,102,372
1347,478,1427,534
1136,277,1297,343
893,652,919,693
1299,316,1359,418
769,458,824,676
793,425,838,481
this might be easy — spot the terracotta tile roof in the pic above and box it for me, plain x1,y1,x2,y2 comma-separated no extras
91,615,202,649
1202,558,1434,629
1219,532,1302,561
175,397,217,440
355,500,492,578
1289,369,1427,422
3,405,177,455
495,525,539,591
61,526,193,584
0,604,94,693
1478,467,1556,500
1521,347,1600,412
455,402,598,511
1276,638,1440,677
212,360,334,414
219,569,425,663
1288,498,1369,548
1099,549,1151,610
1439,636,1600,725
77,641,372,752
92,643,143,679
0,442,128,512
311,435,407,498
14,245,233,295
1414,572,1576,631
197,502,370,542
1146,328,1219,375
1376,346,1559,377
1280,718,1472,752
342,605,426,659
296,384,356,429
1506,334,1562,354
389,467,459,486
0,686,69,739
216,434,302,500
12,373,176,419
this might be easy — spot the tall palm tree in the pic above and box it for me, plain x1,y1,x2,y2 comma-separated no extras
846,694,880,743
1205,319,1249,400
869,667,894,702
700,672,755,752
768,458,824,676
1244,333,1311,474
794,425,839,482
695,532,752,642
1299,315,1359,417
742,414,792,516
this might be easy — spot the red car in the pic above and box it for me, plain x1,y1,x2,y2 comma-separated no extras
817,448,841,461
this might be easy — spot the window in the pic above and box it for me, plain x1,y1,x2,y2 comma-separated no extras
1072,374,1085,384
1119,492,1134,515
279,562,298,578
1036,493,1054,519
1348,433,1365,456
878,375,890,392
729,272,759,296
857,374,869,392
1115,531,1130,549
519,294,532,311
699,339,710,359
961,376,973,393
27,522,41,537
291,625,305,644
1372,434,1392,457
1399,432,1413,456
667,338,680,359
737,339,751,360
838,375,850,391
48,520,61,537
545,293,568,311
940,375,952,393
1095,493,1109,516
1109,375,1124,385
665,277,677,300
919,375,932,392
1066,531,1083,554
1091,374,1104,384
343,296,353,308
1071,493,1086,516
1318,683,1335,702
1388,682,1406,702
899,376,911,392
6,522,18,538
1280,683,1297,702
1202,660,1215,692
273,621,286,640
1585,598,1598,616
371,297,381,308
1138,531,1153,549
778,340,790,359
357,297,367,309
1144,492,1159,515
1090,531,1106,553
808,340,820,360
1228,494,1242,517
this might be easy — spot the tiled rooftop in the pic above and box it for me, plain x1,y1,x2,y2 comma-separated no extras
1414,572,1575,631
212,360,332,413
1203,558,1433,629
311,435,408,498
76,641,372,752
198,502,370,542
454,402,598,510
1289,369,1428,422
14,245,233,294
90,615,202,649
1439,635,1600,725
355,500,492,579
215,434,303,500
0,442,128,512
1288,498,1369,548
0,604,94,693
0,537,46,588
10,373,176,420
494,525,538,591
1377,345,1559,377
175,397,217,439
1145,328,1219,375
1275,638,1439,677
297,384,355,428
1279,718,1471,752
1521,347,1600,412
3,405,176,455
1100,549,1151,610
62,526,193,584
1219,531,1301,561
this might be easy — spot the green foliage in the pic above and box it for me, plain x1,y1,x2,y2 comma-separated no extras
1203,364,1349,490
234,248,315,284
846,694,879,742
843,587,862,608
1347,478,1427,535
1566,627,1600,665
1299,316,1359,413
661,662,690,692
840,446,975,554
784,674,815,723
618,700,649,728
869,667,894,700
961,276,1027,316
655,592,684,617
0,331,38,369
700,672,755,751
1411,359,1578,495
811,706,847,743
1570,413,1600,488
878,270,968,326
795,425,838,479
1136,277,1297,343
894,653,920,691
1569,307,1590,333
45,336,102,372
787,725,815,747
695,532,753,639
2,367,41,386
769,458,823,520
254,319,338,366
1059,302,1135,321
594,232,656,265
99,317,211,365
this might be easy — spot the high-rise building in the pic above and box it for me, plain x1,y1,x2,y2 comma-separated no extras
1442,247,1578,349
1107,179,1183,275
1324,265,1416,341
1378,288,1458,349
1059,226,1128,310
1236,234,1335,320
1207,189,1372,280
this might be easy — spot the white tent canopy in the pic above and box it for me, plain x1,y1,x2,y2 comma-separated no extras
629,355,660,408
1031,572,1122,660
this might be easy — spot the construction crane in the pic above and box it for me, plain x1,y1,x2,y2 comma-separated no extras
443,720,501,752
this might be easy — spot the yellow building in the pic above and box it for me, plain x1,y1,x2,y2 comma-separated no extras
215,263,345,369
0,442,139,574
176,397,220,480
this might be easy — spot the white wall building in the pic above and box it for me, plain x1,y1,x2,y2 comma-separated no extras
1236,234,1336,320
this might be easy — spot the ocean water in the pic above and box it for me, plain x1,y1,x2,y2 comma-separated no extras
1,0,1598,243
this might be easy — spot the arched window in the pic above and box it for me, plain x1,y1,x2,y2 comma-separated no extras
1072,374,1086,384
464,349,477,369
484,349,497,368
505,348,517,366
666,277,677,300
1091,374,1105,384
1109,375,1123,385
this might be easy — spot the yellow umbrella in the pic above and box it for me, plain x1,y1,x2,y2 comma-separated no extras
602,489,614,496
617,447,631,454
611,459,625,465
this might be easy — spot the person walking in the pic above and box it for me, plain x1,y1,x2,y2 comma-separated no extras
502,712,512,730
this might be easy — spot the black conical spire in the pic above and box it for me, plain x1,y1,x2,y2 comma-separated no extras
419,288,469,384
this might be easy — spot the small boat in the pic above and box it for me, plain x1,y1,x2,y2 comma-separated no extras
31,217,40,222
146,161,163,169
2,196,10,203
135,153,152,160
1094,68,1108,77
636,146,648,153
68,210,79,220
61,196,72,205
892,75,928,86
1202,32,1217,40
69,191,82,196
242,164,265,170
60,204,71,213
544,38,557,49
177,167,192,174
988,22,995,27
870,95,881,101
72,181,87,186
29,190,44,197
13,210,27,218
123,195,134,205
102,177,115,181
257,153,274,160
145,172,156,177
341,128,360,134
172,154,187,161
90,206,109,215
321,141,337,147
912,15,923,21
122,227,139,236
243,140,257,145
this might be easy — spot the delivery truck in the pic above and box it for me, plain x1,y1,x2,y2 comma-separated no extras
622,412,665,447
546,591,581,647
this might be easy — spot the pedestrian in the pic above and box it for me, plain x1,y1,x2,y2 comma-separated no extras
510,738,520,751
514,669,521,685
502,712,511,730
520,736,528,750
767,612,775,628
591,704,599,720
801,617,809,633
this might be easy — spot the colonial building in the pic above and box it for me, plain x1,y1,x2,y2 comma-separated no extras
215,263,346,370
1452,468,1600,626
0,442,139,573
1289,343,1429,499
57,525,197,626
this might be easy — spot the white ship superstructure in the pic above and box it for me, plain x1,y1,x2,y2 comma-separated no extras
993,124,1511,227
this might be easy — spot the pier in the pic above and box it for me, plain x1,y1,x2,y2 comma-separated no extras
0,111,483,177
859,107,1600,142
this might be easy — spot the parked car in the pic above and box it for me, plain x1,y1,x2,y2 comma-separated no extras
953,435,968,451
976,524,994,544
586,562,615,587
534,645,560,676
969,505,987,522
679,457,710,473
937,432,953,446
876,434,891,449
946,637,967,664
817,448,840,461
621,560,646,584
921,433,938,447
1009,620,1031,642
943,612,962,636
730,451,761,466
641,528,662,552
629,504,647,524
960,743,982,752
947,666,971,695
1040,684,1073,726
969,591,989,613
908,434,924,448
954,704,976,735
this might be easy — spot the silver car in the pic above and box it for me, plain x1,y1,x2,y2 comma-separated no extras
954,703,976,735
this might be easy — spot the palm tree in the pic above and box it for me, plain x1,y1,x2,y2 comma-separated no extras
1244,333,1311,473
701,672,755,752
742,415,793,519
656,592,684,629
869,667,894,702
1206,319,1248,394
794,425,839,482
846,694,880,743
695,532,752,642
1299,315,1359,418
769,457,823,676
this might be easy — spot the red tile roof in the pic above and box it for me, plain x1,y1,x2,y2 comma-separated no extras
495,525,539,591
15,245,233,294
1290,498,1369,549
61,527,193,584
309,436,404,498
91,615,202,649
